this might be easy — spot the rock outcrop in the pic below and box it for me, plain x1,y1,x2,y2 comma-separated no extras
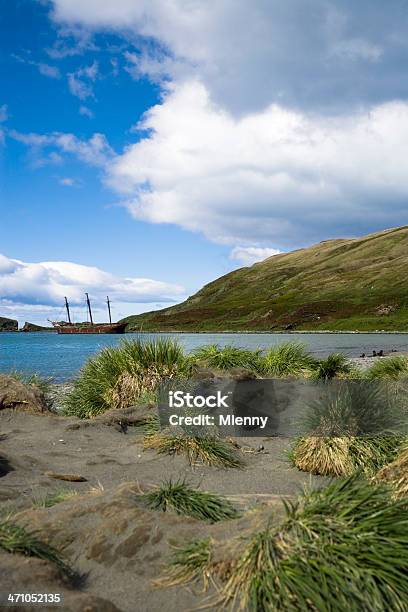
0,316,18,332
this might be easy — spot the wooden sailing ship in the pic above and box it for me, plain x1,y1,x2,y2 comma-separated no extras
50,294,127,334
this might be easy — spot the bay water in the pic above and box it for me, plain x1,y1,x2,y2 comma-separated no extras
1,331,408,381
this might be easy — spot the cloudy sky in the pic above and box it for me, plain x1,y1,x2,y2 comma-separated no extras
2,1,408,324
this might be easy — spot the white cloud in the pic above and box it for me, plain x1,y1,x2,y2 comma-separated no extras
0,104,8,122
55,131,111,165
0,254,185,313
37,63,61,78
9,2,406,253
79,105,94,118
82,61,98,80
67,61,98,100
110,57,119,77
12,54,61,79
49,0,408,114
230,247,281,266
67,74,92,99
10,132,49,147
59,177,76,186
332,38,382,62
106,81,408,247
51,1,157,27
0,254,21,275
46,26,98,59
11,130,113,167
12,78,408,250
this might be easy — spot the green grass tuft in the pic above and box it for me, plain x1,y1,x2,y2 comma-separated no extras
311,353,357,380
292,435,403,476
221,476,408,611
377,440,408,498
133,414,160,436
159,476,408,610
366,355,408,380
144,432,244,468
292,380,405,475
302,380,405,437
143,479,240,522
63,337,190,418
156,538,213,588
192,344,262,372
33,489,78,508
0,518,74,578
261,342,317,377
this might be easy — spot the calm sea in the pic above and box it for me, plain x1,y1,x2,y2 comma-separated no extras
1,331,408,381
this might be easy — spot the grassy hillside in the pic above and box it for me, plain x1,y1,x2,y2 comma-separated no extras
122,226,408,332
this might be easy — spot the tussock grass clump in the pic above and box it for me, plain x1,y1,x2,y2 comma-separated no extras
366,355,408,380
156,538,213,589
63,337,190,418
261,342,317,377
292,379,405,476
159,477,408,610
133,414,160,436
348,436,404,474
8,370,52,393
218,476,408,611
292,436,353,476
311,353,356,380
0,518,74,578
292,435,403,476
34,488,78,508
192,344,262,373
144,432,244,468
143,479,240,522
303,380,404,437
377,441,408,497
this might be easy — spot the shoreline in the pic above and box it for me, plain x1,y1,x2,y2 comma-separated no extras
45,355,403,391
2,328,408,335
125,329,408,334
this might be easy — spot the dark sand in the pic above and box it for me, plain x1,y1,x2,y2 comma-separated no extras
0,407,327,611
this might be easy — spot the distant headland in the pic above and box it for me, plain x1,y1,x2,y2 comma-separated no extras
0,318,54,332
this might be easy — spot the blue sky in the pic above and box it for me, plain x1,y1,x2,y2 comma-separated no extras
1,0,408,324
0,0,232,323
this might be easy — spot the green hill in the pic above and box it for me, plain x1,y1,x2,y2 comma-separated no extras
21,322,54,332
122,226,408,332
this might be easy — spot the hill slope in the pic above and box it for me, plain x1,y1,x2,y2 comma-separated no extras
122,226,408,332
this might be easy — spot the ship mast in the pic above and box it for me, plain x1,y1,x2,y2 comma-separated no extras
107,296,112,324
85,293,94,325
64,297,72,324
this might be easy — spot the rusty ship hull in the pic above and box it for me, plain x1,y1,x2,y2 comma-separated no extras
55,322,127,334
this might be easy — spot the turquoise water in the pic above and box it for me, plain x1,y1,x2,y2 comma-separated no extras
1,332,408,381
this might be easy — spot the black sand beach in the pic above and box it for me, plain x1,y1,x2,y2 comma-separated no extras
0,405,325,611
